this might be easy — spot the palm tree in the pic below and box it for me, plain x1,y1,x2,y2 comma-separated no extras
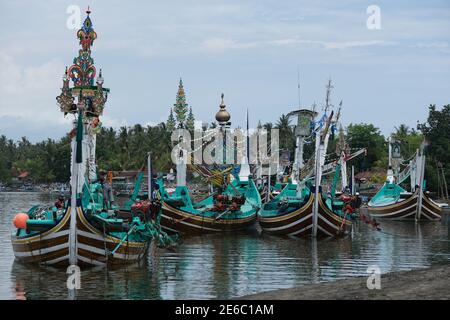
263,122,273,132
393,124,410,141
275,114,293,151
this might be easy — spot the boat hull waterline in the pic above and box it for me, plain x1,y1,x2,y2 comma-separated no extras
159,202,257,235
258,193,353,238
11,206,148,267
367,190,442,221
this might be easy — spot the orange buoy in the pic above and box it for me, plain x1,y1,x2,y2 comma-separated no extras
13,213,29,229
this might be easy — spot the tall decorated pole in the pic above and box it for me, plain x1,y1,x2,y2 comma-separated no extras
56,8,109,266
287,108,317,187
215,93,232,165
415,141,427,221
312,111,334,237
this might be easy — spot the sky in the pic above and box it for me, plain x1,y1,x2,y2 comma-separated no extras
0,0,449,142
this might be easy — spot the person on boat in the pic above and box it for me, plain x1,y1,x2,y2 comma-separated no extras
151,176,159,200
99,173,114,210
54,195,65,209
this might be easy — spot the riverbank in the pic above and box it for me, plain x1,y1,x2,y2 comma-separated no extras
238,264,450,300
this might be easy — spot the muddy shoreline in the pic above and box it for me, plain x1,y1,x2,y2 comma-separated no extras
238,264,450,300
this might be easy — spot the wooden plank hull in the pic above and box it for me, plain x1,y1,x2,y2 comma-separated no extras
367,190,442,221
76,207,148,267
11,207,72,267
159,202,257,235
11,206,148,267
258,193,353,238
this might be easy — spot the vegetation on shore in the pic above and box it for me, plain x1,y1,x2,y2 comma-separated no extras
0,104,449,195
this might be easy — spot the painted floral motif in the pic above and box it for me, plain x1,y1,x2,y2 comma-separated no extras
68,11,97,87
56,9,108,117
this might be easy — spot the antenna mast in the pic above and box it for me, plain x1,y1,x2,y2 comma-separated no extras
324,78,333,113
297,66,301,109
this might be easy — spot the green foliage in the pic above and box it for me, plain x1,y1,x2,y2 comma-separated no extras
1,104,447,196
0,123,173,184
392,124,423,159
418,104,450,194
186,107,195,131
96,123,172,172
0,135,70,184
370,173,386,184
275,114,294,151
346,123,386,172
173,79,188,128
166,108,176,131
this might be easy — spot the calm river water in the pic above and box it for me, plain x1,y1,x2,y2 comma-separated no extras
0,192,449,299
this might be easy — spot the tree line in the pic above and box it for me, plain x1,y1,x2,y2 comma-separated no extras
0,104,448,195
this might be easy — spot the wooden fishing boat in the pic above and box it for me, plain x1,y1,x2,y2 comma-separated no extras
367,186,442,221
157,176,261,235
258,183,353,238
155,95,262,235
258,83,361,238
11,203,149,267
367,140,443,221
11,205,72,266
11,9,175,268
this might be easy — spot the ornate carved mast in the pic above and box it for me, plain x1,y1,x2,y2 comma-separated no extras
56,8,109,266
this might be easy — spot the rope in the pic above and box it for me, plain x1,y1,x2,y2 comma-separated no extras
109,225,137,256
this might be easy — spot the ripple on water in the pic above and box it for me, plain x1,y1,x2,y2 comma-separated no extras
0,192,449,299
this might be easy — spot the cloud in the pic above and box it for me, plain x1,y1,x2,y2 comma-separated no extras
412,41,450,53
0,51,66,124
200,37,395,52
100,115,129,129
0,51,126,141
0,0,449,141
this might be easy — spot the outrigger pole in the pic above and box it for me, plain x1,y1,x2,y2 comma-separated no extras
297,65,301,109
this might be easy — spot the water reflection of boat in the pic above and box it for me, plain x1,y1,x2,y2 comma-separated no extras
10,256,161,299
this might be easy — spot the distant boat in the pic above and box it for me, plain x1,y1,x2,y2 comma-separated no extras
368,187,442,220
367,139,443,221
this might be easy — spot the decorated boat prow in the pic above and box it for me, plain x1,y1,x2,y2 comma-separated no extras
11,9,176,268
